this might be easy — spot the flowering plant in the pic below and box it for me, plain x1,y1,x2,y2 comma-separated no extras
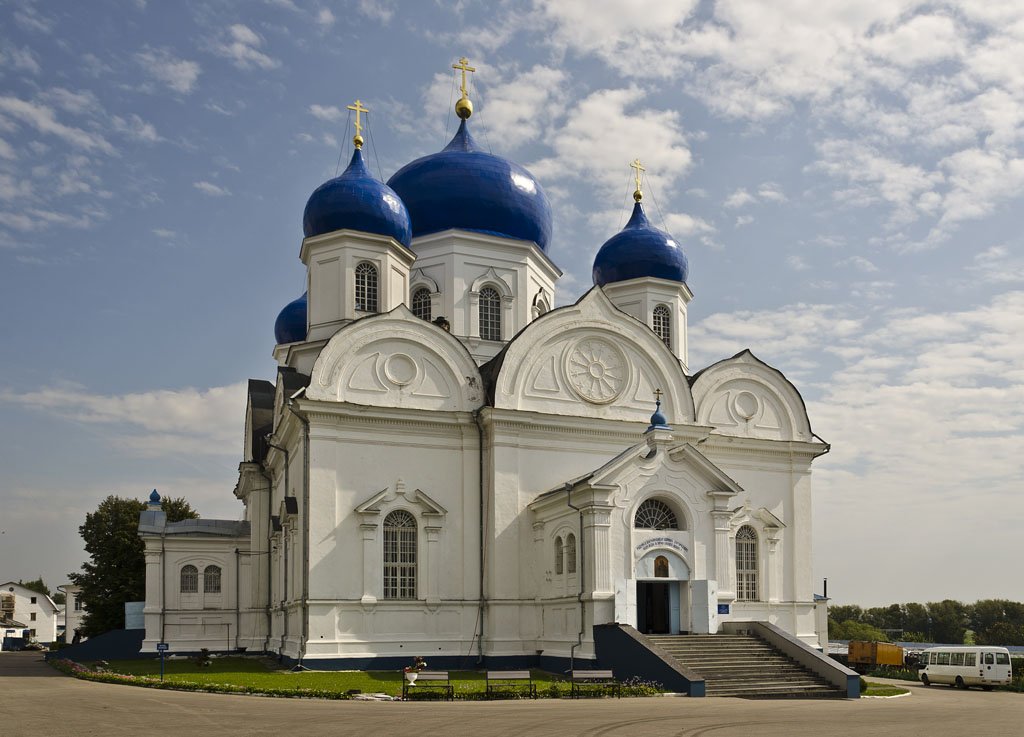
403,656,427,673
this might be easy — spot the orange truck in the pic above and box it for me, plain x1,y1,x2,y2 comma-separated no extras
848,641,905,673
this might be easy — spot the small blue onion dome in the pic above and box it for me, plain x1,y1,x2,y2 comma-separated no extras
149,489,161,504
592,201,689,286
387,119,553,251
274,292,307,345
302,148,412,247
647,398,671,432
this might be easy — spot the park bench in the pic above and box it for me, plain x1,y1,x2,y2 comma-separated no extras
570,669,621,699
402,670,453,701
485,670,537,699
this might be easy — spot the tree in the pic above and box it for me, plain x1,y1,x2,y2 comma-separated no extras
18,577,64,605
69,494,197,637
829,619,889,642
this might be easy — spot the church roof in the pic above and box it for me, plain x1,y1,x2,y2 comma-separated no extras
274,292,307,345
592,200,689,286
387,119,553,251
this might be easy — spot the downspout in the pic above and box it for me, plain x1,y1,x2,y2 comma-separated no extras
473,408,486,665
566,483,585,671
259,468,273,653
287,392,310,671
160,530,166,645
265,437,291,659
234,548,240,650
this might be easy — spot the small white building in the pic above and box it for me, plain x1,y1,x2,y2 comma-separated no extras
0,582,58,644
140,71,830,668
59,584,87,642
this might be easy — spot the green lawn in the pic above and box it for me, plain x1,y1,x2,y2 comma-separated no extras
103,658,585,698
863,681,910,697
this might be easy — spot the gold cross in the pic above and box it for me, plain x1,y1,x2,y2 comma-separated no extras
347,99,369,148
654,388,663,402
453,56,476,98
630,158,646,191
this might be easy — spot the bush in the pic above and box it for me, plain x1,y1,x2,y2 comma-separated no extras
859,677,868,694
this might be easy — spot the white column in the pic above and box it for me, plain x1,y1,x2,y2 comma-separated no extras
424,525,441,604
360,523,378,604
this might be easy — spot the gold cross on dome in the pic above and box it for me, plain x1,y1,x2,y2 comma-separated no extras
453,56,476,98
654,388,663,402
347,99,369,148
630,158,646,200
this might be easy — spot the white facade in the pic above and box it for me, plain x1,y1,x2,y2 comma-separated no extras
0,582,58,644
61,584,86,642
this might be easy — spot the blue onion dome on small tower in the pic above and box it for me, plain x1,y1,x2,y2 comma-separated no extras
386,57,553,251
592,160,689,286
274,292,307,344
302,100,412,247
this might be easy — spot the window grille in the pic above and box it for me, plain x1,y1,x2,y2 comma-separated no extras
180,565,198,594
383,510,417,599
355,262,379,312
203,565,222,594
736,526,758,601
653,305,671,347
479,287,501,341
554,536,563,575
634,499,679,530
411,288,432,321
565,534,577,574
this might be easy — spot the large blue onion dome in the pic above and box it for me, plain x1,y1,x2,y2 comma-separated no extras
386,119,553,251
592,201,689,286
274,292,307,345
302,148,412,246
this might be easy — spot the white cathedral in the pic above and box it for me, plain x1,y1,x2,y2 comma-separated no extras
139,65,830,670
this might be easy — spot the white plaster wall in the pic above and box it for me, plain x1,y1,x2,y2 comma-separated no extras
1,584,57,643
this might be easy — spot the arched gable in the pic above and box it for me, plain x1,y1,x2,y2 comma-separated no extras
690,350,812,442
308,305,483,411
492,287,694,423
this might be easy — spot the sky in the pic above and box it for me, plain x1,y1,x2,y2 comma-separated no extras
0,0,1022,608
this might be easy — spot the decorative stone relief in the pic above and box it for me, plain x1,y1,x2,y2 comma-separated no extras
564,337,627,404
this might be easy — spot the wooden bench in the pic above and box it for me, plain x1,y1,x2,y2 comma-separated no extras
485,670,537,699
402,670,453,701
570,669,621,699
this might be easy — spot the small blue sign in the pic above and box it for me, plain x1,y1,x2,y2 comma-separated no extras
156,642,169,652
717,604,730,615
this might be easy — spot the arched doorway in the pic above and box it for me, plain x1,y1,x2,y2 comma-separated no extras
635,549,690,634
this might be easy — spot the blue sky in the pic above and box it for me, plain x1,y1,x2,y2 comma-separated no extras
1,0,1022,607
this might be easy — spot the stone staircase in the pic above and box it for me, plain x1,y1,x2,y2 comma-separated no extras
647,633,842,698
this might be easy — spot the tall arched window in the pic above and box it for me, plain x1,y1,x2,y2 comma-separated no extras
355,262,379,312
653,305,671,348
634,499,679,530
411,287,431,321
736,525,758,601
203,565,221,594
479,287,501,341
565,533,577,574
383,510,417,599
180,565,198,594
554,536,564,575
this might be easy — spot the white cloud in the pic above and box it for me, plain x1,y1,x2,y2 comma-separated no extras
0,138,16,160
214,24,280,71
316,8,335,28
786,255,810,271
0,96,114,154
136,48,202,94
477,64,567,149
112,114,160,143
14,7,54,34
968,244,1024,284
735,214,754,227
193,180,231,197
357,0,395,23
1,44,41,74
309,104,344,122
152,227,176,239
838,255,879,273
0,173,33,200
724,188,756,209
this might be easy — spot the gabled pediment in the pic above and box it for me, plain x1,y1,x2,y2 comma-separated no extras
355,479,447,523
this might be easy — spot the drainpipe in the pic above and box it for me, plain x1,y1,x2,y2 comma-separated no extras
473,408,486,665
160,530,166,645
265,436,292,660
287,392,310,671
234,548,240,650
260,468,274,653
566,482,585,671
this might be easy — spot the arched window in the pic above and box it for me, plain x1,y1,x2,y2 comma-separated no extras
355,262,379,312
383,510,417,599
653,305,671,348
180,565,198,594
411,287,431,321
654,555,669,578
736,525,758,601
479,287,501,341
554,536,564,575
634,499,679,530
565,533,577,574
203,565,221,594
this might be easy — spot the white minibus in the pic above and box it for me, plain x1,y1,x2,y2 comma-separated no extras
919,646,1012,690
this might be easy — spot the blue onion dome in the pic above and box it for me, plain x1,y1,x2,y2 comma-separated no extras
149,489,161,504
302,148,412,247
274,292,307,345
386,119,553,251
592,201,689,286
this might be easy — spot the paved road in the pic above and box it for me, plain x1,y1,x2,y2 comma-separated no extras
2,651,1022,737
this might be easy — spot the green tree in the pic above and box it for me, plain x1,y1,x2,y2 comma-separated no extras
829,619,890,642
18,577,66,605
69,494,197,637
926,600,969,644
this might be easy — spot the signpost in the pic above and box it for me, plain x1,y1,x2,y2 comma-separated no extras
156,642,169,680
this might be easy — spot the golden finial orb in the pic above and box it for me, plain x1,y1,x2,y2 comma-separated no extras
452,56,476,120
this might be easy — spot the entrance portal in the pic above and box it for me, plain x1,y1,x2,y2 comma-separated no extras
637,581,671,634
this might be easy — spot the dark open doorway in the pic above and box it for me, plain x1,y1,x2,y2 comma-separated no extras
637,581,671,634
